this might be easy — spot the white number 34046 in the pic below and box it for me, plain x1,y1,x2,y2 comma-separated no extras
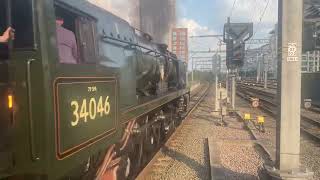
70,96,111,127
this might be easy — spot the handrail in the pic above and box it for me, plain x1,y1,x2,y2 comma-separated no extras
101,35,180,62
26,58,39,161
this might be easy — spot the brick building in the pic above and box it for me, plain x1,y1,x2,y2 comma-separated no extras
171,28,188,63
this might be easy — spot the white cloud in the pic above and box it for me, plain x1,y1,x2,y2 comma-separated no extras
178,18,226,71
178,18,216,36
178,18,224,51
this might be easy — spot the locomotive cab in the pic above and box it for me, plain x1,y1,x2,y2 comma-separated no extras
0,0,190,179
0,0,40,176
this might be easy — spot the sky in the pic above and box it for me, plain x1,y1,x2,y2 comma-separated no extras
177,0,278,53
88,0,278,70
88,0,278,44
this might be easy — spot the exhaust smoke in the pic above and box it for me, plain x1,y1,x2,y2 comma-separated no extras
88,0,176,44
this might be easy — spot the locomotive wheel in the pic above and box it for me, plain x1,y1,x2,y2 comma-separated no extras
129,137,144,177
184,95,190,112
137,137,145,169
160,122,167,142
152,124,161,147
144,125,159,152
124,156,131,179
169,110,176,134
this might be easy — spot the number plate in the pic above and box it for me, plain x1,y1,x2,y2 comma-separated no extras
54,77,117,159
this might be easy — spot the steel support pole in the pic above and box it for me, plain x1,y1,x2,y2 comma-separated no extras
215,73,219,111
313,51,316,72
266,0,313,178
191,58,194,84
264,68,268,89
231,74,236,110
226,70,230,103
212,56,219,112
307,52,310,72
277,0,302,170
226,17,230,104
264,55,268,89
317,51,320,72
256,54,261,83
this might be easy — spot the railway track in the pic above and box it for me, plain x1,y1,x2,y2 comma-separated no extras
239,80,320,108
135,84,210,179
239,80,278,90
308,104,320,114
237,82,320,142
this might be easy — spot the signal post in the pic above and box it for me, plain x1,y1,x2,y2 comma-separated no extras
223,18,253,111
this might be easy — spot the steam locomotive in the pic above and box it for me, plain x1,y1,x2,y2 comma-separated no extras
0,0,189,179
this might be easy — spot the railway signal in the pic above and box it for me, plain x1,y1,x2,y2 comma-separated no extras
225,39,234,69
223,18,253,112
223,19,253,69
232,41,246,66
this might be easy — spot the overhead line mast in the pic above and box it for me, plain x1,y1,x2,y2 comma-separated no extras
265,0,313,178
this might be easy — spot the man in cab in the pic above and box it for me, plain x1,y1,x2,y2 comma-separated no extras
56,16,79,64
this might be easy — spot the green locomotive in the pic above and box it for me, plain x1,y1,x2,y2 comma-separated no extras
0,0,189,179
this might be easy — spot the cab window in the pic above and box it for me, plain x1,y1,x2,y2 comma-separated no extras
54,3,98,64
11,0,36,49
0,0,9,60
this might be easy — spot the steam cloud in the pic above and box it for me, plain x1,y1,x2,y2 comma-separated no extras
88,0,176,44
87,0,140,28
140,0,176,44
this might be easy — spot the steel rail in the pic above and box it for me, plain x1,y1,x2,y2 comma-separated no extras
237,83,320,142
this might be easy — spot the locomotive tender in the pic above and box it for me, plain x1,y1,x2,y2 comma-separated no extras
0,0,189,179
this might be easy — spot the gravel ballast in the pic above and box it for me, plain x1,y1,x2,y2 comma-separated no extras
236,91,320,179
140,87,268,180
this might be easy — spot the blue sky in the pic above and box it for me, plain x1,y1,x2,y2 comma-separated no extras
178,0,223,32
177,0,278,40
175,0,278,70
